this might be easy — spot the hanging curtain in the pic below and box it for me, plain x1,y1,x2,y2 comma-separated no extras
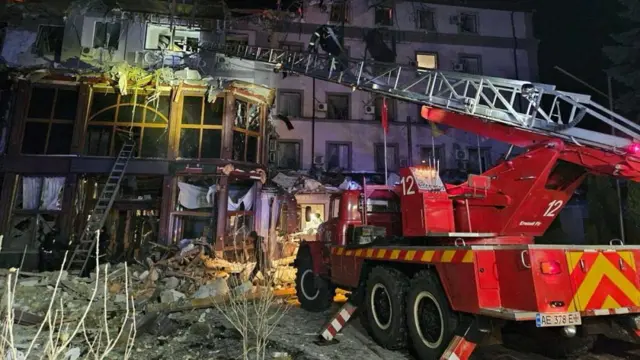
41,177,65,210
22,177,41,210
177,182,215,209
228,183,257,211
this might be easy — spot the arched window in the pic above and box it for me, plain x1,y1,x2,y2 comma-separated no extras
86,90,170,157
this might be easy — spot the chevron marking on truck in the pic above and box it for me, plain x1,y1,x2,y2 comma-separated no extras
565,251,640,312
332,247,474,264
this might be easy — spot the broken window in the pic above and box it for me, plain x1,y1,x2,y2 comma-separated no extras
179,96,224,159
278,91,301,117
13,176,65,211
277,141,301,169
330,1,349,23
374,143,399,172
7,214,59,251
87,90,170,157
374,96,396,123
93,22,121,49
327,94,349,120
326,142,351,170
375,7,393,26
34,25,63,56
22,87,76,155
232,100,262,163
145,24,200,52
417,9,436,31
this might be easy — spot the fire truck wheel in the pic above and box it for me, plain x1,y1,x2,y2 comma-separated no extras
295,253,333,312
406,270,458,359
363,266,409,349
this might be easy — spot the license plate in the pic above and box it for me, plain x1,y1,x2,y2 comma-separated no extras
535,312,582,327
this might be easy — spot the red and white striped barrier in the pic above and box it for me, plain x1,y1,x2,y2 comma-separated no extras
319,302,358,341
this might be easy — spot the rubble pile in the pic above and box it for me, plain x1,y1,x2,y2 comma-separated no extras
0,241,300,359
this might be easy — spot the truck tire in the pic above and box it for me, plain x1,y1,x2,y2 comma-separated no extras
363,266,409,349
295,250,333,312
406,270,459,359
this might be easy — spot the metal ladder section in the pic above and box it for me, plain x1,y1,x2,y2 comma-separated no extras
66,141,135,275
208,43,640,151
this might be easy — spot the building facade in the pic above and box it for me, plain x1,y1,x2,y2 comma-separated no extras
269,0,537,174
0,0,540,264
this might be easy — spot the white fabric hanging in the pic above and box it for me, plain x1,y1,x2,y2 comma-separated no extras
228,183,256,211
41,177,65,210
22,177,41,210
177,182,215,209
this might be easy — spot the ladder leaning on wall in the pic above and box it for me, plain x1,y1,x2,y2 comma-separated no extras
66,135,135,276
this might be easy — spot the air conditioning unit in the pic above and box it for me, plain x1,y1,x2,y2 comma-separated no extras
80,47,95,60
316,102,328,112
453,63,465,72
455,149,469,161
364,105,375,115
313,155,324,165
449,15,460,25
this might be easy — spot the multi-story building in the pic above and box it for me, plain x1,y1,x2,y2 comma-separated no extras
268,0,537,174
0,0,538,265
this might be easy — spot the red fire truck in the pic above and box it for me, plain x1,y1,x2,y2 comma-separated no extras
218,44,640,359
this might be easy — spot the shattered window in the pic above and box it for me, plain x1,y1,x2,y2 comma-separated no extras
232,100,262,163
87,90,169,157
22,87,76,155
13,176,66,211
7,214,59,251
179,96,224,159
93,22,121,50
34,25,64,56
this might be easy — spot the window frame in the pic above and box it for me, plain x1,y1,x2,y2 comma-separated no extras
374,142,400,172
326,93,351,120
34,24,64,56
93,21,121,50
329,1,350,23
420,145,446,168
467,146,492,173
276,140,302,170
374,6,394,26
231,97,264,163
374,96,397,123
458,12,479,34
325,141,352,171
416,8,436,31
458,54,483,74
415,51,438,70
144,23,202,52
22,85,78,155
86,88,171,158
278,90,303,118
178,94,225,159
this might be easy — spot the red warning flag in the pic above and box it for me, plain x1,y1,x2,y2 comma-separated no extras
381,97,389,134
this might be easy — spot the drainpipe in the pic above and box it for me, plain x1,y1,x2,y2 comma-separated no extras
510,11,520,80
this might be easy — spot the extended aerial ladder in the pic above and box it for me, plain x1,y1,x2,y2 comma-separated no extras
210,44,640,359
66,139,135,276
209,43,640,181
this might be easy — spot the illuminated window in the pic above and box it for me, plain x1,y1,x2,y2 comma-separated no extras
86,90,170,157
416,52,438,70
22,87,77,155
179,96,224,159
232,99,263,163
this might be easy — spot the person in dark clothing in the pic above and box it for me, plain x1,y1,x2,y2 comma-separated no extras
248,231,266,282
38,226,68,272
308,25,348,72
